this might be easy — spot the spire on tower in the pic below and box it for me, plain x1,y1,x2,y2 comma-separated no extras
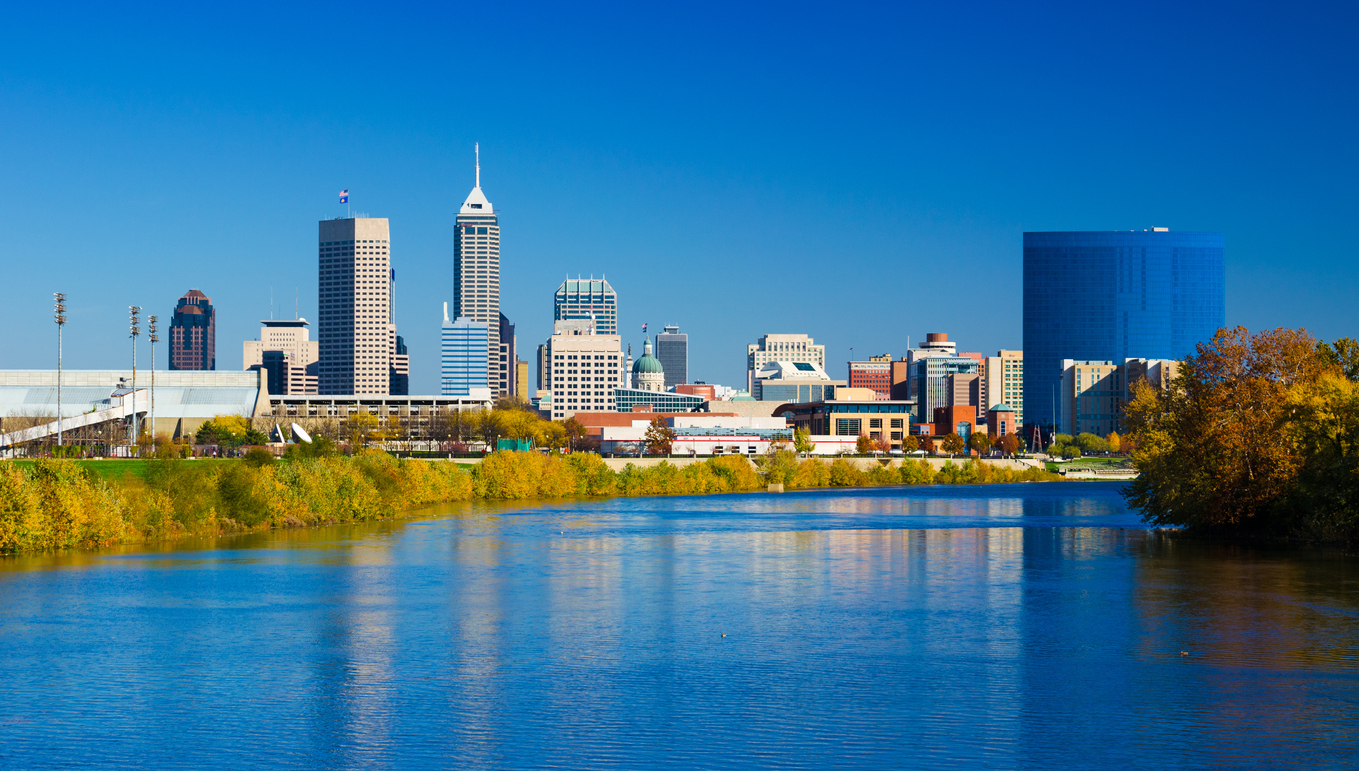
475,142,480,188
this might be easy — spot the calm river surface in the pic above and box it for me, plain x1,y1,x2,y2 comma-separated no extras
2,482,1357,769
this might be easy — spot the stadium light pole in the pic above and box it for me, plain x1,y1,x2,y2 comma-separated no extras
148,315,158,446
54,293,66,449
129,306,141,454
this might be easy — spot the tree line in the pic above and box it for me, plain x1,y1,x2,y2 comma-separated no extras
1123,327,1359,543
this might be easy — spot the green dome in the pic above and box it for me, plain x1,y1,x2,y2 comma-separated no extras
633,353,664,374
633,336,664,374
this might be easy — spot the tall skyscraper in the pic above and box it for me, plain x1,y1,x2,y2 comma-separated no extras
497,312,517,398
169,290,215,370
242,318,318,394
554,277,617,335
453,144,501,389
746,334,825,393
441,303,489,397
655,325,687,389
318,217,401,394
1023,230,1225,429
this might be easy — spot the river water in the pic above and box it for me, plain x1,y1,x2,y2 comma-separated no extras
1,483,1356,769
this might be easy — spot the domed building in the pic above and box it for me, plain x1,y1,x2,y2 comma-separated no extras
632,336,666,392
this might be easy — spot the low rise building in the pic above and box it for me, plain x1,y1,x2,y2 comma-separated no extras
773,399,914,451
674,383,717,400
987,405,1018,437
753,361,845,403
599,415,792,457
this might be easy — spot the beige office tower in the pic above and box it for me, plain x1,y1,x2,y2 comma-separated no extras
984,350,1024,425
746,333,826,393
242,319,319,394
546,319,623,420
318,217,395,394
453,144,501,389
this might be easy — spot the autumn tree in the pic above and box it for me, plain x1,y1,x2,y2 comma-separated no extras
900,434,919,453
855,434,874,455
920,435,936,455
644,416,676,456
874,437,892,454
941,433,965,456
1123,326,1333,536
1106,432,1122,453
562,418,587,451
995,433,1019,457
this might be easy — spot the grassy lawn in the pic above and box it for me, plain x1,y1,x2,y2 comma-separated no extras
1044,456,1131,472
7,457,237,481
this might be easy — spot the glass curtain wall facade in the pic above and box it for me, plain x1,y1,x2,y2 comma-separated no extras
554,278,617,335
912,356,979,423
441,315,489,397
1023,230,1225,430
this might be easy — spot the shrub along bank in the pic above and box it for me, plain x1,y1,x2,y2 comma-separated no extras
0,451,1061,554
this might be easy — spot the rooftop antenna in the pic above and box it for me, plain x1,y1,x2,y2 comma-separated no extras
475,142,480,188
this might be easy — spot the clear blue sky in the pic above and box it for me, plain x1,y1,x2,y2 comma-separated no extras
2,1,1355,393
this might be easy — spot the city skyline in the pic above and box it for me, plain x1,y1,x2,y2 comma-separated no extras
2,4,1355,393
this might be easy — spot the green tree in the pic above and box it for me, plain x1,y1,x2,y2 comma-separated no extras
941,433,965,456
1074,432,1110,453
969,432,993,456
644,417,676,456
793,428,817,457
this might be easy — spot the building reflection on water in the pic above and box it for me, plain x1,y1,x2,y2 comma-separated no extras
0,487,1356,768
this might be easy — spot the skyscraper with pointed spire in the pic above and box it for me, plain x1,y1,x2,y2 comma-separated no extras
452,143,501,391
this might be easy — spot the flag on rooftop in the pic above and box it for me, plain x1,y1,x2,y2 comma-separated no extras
339,189,349,204
642,323,647,334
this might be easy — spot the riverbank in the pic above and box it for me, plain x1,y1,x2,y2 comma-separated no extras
0,452,1062,554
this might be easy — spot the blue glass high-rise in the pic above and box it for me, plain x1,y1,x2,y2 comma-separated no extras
1023,230,1225,430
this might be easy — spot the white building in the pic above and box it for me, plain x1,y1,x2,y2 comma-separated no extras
242,319,318,395
546,319,624,420
746,334,825,393
452,144,502,390
599,415,791,457
752,360,845,403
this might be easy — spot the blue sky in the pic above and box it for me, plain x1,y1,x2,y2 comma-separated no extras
1,1,1355,393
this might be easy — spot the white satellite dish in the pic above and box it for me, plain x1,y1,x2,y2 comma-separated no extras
291,423,313,444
